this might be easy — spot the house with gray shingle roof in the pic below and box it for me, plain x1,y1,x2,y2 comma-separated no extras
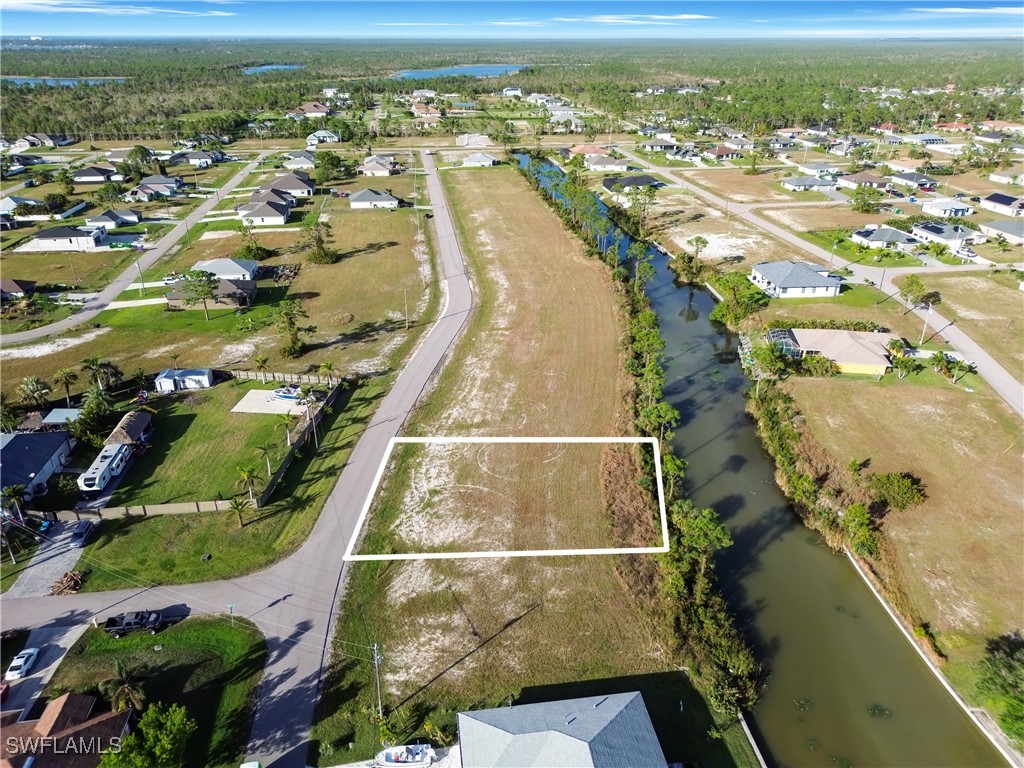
456,692,666,768
349,188,399,209
851,225,922,253
979,218,1024,245
750,260,841,299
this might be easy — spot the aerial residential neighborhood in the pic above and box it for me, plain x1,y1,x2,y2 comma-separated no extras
0,7,1022,768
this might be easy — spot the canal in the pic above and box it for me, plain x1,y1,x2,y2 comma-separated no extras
516,154,1008,766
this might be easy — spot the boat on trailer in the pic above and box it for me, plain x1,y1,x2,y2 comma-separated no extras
373,743,436,767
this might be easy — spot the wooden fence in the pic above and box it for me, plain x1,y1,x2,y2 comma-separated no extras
53,499,234,522
229,369,336,386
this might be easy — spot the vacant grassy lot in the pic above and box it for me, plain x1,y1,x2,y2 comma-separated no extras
943,168,1023,196
651,191,794,270
784,377,1023,679
0,242,141,290
108,382,285,505
916,272,1024,381
46,617,266,768
313,166,754,768
688,168,830,203
759,204,890,232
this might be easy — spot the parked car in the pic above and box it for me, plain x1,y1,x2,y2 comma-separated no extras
68,519,96,548
887,189,905,198
956,247,976,258
969,196,981,203
103,611,164,638
953,192,966,199
5,648,40,681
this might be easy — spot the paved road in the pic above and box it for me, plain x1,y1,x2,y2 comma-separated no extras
0,625,89,719
0,152,270,346
617,147,1024,418
0,152,476,767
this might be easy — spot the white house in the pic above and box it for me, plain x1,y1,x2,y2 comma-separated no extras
850,225,921,253
796,162,840,178
85,209,142,230
502,87,522,98
781,176,837,192
306,129,340,145
282,150,316,170
989,171,1022,185
192,257,258,281
411,89,437,100
72,165,118,184
185,150,222,167
703,146,741,161
749,260,841,299
262,171,315,197
154,368,213,393
28,226,104,252
836,172,887,190
642,139,678,152
288,101,331,119
888,171,938,190
585,156,630,172
238,200,290,226
461,152,500,167
0,195,44,214
724,137,755,151
979,218,1024,246
911,220,986,249
980,193,1024,217
920,198,974,218
900,133,947,145
359,159,398,177
349,188,399,209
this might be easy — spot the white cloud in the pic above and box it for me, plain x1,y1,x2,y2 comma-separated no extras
3,0,235,15
551,13,713,26
487,20,546,27
912,5,1024,13
374,21,464,26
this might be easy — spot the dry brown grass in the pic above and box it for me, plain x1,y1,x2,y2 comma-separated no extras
784,377,1024,646
918,272,1024,381
942,167,1024,195
758,205,890,232
650,191,794,271
688,168,831,203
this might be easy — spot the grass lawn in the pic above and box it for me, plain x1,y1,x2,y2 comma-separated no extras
914,271,1024,381
1,629,30,672
799,229,925,268
0,302,76,334
45,617,266,768
311,166,758,768
108,381,289,506
0,525,42,595
632,148,695,167
758,205,890,232
688,168,828,203
0,245,140,291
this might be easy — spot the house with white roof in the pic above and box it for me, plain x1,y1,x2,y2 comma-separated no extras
888,171,938,190
282,150,316,170
780,176,837,192
796,161,840,178
306,129,340,145
585,156,630,172
750,260,841,298
920,198,974,218
461,152,500,168
989,170,1022,186
192,257,258,281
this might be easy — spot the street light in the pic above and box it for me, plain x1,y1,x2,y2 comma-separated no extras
918,302,933,346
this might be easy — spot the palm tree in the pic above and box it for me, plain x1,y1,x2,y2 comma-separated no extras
278,413,295,447
254,354,270,384
2,485,27,522
950,358,973,384
254,442,275,479
236,465,260,507
53,368,79,407
317,361,335,386
17,377,50,407
82,385,114,415
80,357,121,391
169,352,180,368
100,660,148,712
886,338,906,358
929,351,949,374
228,495,251,528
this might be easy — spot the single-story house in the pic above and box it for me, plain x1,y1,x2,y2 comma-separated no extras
306,129,340,145
462,152,500,167
768,137,796,150
41,408,82,428
262,171,315,197
724,137,755,150
192,257,258,281
0,278,36,300
935,121,973,132
750,260,841,299
140,173,183,191
911,220,986,248
920,197,974,218
71,165,119,184
238,200,290,226
980,193,1024,217
167,279,257,310
988,171,1022,185
805,123,833,136
836,171,888,190
122,184,168,203
979,218,1024,246
601,174,658,194
0,692,132,768
888,171,938,190
185,149,222,167
901,133,948,145
850,225,921,253
350,188,400,209
154,368,214,393
282,150,316,170
12,133,73,151
978,120,1024,134
568,144,607,157
29,226,104,251
0,431,74,497
795,134,833,148
641,139,678,152
502,86,523,98
457,692,666,768
411,88,437,100
85,209,142,230
702,146,741,160
585,156,630,172
0,195,44,215
288,101,331,119
974,131,1007,145
105,411,154,446
248,189,295,208
796,162,840,178
781,328,898,376
873,122,900,134
358,159,398,177
780,176,837,192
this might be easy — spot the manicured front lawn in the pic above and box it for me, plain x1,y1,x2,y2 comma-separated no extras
800,228,925,268
107,380,290,506
45,617,266,768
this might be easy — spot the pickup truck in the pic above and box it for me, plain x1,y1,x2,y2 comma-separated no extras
103,611,164,638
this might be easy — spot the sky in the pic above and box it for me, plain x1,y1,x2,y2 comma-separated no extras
1,0,1022,39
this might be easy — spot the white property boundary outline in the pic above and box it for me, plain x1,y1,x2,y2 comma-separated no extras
343,436,670,561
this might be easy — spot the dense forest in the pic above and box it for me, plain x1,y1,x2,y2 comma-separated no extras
1,38,1021,140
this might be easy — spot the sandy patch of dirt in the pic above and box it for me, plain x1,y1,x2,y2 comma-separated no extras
198,230,237,241
0,328,110,359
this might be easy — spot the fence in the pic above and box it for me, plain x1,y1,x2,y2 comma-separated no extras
53,499,234,522
229,369,336,386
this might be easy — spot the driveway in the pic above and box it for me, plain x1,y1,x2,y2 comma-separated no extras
4,523,84,599
1,624,89,719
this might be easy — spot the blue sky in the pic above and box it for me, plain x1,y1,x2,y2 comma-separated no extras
2,1,1022,39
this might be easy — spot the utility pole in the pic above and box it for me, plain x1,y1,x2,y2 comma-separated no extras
919,302,933,345
135,257,145,298
372,642,384,719
404,288,409,330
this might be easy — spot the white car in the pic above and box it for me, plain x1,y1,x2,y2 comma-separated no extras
5,648,40,681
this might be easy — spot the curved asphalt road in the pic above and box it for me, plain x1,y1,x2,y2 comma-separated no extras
0,152,474,767
1,152,270,346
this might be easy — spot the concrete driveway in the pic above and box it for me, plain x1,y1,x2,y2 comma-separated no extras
1,624,89,720
4,523,84,599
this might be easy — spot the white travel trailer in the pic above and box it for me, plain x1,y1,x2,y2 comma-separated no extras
77,443,132,492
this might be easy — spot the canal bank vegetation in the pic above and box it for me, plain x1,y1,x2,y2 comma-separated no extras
518,151,764,722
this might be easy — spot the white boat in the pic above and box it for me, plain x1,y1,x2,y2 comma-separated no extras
373,743,436,767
